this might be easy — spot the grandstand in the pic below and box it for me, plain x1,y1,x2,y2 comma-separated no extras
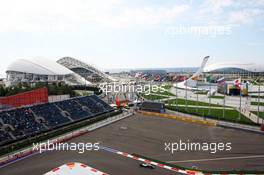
0,95,113,146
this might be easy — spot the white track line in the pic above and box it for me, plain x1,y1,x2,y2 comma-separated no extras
167,155,264,163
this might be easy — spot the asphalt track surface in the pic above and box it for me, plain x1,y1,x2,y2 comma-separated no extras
1,114,264,175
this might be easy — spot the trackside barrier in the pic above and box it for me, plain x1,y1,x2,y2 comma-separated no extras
167,109,264,134
217,120,264,134
0,112,133,167
137,110,216,126
261,124,264,131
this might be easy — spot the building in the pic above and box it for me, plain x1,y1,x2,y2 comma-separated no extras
140,101,165,113
203,62,264,79
6,58,90,86
57,57,116,83
217,78,249,96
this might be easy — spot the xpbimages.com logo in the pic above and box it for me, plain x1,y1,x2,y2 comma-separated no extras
32,140,100,154
99,82,166,95
164,140,232,154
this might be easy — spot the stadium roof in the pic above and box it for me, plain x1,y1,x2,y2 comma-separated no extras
7,58,74,75
57,57,116,81
203,62,264,73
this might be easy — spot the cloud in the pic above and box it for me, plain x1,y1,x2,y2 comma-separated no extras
229,9,264,24
199,0,234,15
197,0,264,27
0,0,262,33
104,5,189,28
0,0,121,32
0,0,189,32
245,41,264,46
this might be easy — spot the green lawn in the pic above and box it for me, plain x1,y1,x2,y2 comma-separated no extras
143,84,175,97
166,98,224,107
142,94,168,100
167,106,255,125
162,84,173,90
209,95,225,99
251,101,264,106
250,95,264,99
143,93,228,108
152,90,175,96
194,91,208,95
251,111,264,119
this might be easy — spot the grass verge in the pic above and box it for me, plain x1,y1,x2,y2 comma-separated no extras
142,94,168,100
251,101,264,106
209,95,225,99
166,106,256,126
166,98,224,107
251,111,264,119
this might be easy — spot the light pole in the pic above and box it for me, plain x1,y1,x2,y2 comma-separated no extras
209,82,212,115
175,82,178,110
196,91,199,113
257,79,260,124
185,80,188,112
223,95,225,120
238,78,242,122
239,89,242,122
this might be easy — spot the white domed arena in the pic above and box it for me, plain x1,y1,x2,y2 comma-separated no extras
6,57,91,86
203,62,264,79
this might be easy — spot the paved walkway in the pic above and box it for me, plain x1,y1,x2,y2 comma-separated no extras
239,108,264,124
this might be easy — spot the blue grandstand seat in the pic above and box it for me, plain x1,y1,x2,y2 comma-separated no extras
0,130,12,144
90,95,114,111
0,108,46,138
55,99,92,120
31,104,70,127
77,96,106,115
0,122,13,144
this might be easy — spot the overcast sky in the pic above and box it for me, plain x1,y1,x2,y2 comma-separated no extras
0,0,264,75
